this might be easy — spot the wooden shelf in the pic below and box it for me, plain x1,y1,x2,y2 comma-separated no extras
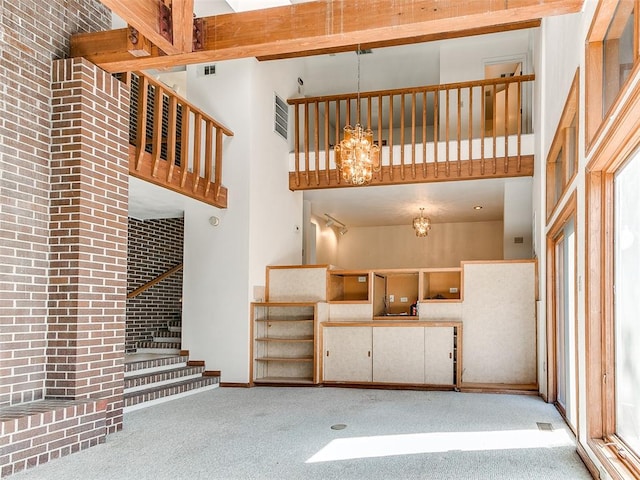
253,377,314,385
255,318,313,323
255,336,314,342
255,357,314,362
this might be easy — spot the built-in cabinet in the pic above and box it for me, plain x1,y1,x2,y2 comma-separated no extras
424,326,456,384
373,327,425,383
251,260,536,391
323,322,459,387
323,326,372,382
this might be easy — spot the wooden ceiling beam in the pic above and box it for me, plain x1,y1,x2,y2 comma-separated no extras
99,0,181,55
172,0,195,53
256,19,542,61
74,0,583,72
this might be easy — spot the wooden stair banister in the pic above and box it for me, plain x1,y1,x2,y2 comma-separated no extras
127,263,184,299
122,71,233,208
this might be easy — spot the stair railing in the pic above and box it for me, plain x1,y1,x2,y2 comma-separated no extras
127,263,184,299
122,72,233,208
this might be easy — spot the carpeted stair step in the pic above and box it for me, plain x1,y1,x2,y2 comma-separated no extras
125,354,189,376
167,320,182,333
124,375,220,412
136,341,181,354
124,365,206,393
153,331,182,343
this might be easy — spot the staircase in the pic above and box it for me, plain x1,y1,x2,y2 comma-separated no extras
124,352,220,412
125,320,220,412
136,319,183,354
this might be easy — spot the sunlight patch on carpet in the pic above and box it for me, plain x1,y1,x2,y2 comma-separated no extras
306,428,572,463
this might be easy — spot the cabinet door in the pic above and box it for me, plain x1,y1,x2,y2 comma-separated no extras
323,327,372,382
424,326,454,385
373,327,425,383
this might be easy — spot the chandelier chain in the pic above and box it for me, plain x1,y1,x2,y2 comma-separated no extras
356,44,361,123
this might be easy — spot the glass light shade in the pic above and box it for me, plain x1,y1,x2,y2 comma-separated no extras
413,208,431,237
334,124,381,185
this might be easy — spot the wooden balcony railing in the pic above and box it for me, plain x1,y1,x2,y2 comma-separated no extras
288,75,535,190
121,72,233,208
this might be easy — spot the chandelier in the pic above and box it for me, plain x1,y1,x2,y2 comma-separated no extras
334,48,380,185
413,208,431,237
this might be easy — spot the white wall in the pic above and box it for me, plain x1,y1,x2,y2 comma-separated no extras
311,213,339,266
334,221,504,269
503,177,533,259
248,59,304,290
182,57,304,384
534,11,584,402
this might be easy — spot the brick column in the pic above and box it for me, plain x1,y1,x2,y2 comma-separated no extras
48,58,129,433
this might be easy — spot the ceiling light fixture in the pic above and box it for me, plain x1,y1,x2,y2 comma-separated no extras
473,205,483,210
413,208,431,237
324,214,348,235
334,46,380,185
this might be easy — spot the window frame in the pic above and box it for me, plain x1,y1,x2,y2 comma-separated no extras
585,61,640,480
546,70,579,221
585,0,640,151
546,193,578,432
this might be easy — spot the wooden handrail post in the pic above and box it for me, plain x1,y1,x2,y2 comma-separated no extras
215,128,223,200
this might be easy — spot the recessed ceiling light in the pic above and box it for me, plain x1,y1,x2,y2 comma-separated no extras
473,205,483,210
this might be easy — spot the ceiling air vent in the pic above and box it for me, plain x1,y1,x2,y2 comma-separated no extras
274,94,288,141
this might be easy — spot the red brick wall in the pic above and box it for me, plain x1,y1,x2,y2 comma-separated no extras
127,218,184,352
49,58,129,433
0,399,107,477
0,0,110,408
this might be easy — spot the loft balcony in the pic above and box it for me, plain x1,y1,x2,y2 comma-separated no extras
288,74,535,190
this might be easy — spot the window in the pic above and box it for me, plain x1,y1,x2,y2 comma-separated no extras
614,150,640,458
545,70,579,220
546,195,578,432
585,4,640,474
587,141,640,479
586,0,639,147
603,2,636,114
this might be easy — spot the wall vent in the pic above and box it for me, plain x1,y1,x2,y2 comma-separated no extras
203,64,216,76
514,236,524,244
274,94,288,141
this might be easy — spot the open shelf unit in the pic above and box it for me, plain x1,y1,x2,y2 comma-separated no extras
421,268,462,301
251,302,327,385
327,270,371,302
372,269,420,318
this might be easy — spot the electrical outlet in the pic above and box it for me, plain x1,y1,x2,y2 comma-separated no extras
449,287,458,294
389,295,395,302
400,297,408,303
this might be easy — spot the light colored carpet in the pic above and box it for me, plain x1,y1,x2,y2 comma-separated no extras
11,387,591,480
